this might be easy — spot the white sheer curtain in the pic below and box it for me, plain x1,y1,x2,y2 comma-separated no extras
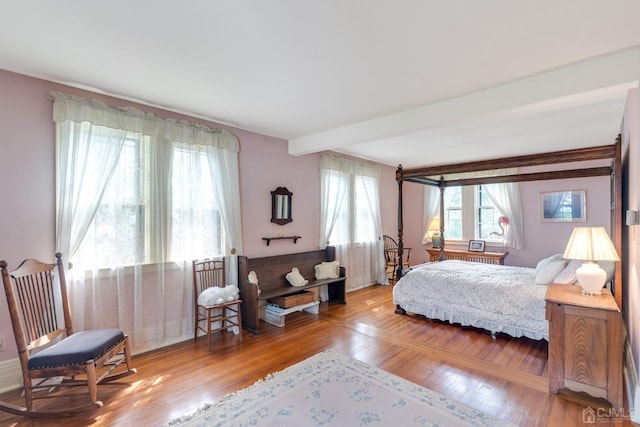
422,184,455,244
53,92,241,353
319,155,386,290
422,186,440,244
483,183,525,250
422,169,524,249
207,145,243,285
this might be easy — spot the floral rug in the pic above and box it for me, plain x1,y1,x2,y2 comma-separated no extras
167,349,514,426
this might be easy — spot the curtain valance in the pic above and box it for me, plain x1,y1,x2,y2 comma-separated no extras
50,92,239,151
320,154,380,178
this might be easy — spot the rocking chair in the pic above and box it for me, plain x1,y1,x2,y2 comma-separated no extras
0,253,136,418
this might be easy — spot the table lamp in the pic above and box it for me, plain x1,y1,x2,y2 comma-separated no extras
428,217,441,248
562,226,620,294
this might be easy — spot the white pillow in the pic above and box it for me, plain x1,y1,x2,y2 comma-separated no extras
535,259,566,285
315,261,340,280
553,259,582,285
286,267,308,287
535,254,563,276
248,270,259,285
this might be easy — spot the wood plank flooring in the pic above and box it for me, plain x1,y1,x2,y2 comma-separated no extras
0,284,635,426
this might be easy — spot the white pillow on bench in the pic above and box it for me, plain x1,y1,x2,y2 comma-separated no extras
315,261,340,280
286,267,308,287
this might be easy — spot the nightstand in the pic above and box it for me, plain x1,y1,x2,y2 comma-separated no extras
545,284,623,409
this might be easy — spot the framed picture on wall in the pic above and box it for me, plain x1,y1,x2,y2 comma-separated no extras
468,240,485,252
539,190,586,222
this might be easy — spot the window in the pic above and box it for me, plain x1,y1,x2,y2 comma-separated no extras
477,185,498,239
71,130,223,271
53,91,241,349
319,155,385,290
444,185,499,241
325,171,378,245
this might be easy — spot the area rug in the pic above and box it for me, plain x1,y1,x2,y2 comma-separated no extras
167,349,514,426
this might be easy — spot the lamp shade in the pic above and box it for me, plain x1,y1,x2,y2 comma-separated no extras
563,226,619,294
428,217,440,233
562,226,620,262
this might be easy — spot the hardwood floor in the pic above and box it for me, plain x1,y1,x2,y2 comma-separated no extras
0,284,635,426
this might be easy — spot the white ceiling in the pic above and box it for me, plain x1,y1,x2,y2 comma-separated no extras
1,1,639,168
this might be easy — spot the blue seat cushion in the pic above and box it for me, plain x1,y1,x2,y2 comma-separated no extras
28,328,125,370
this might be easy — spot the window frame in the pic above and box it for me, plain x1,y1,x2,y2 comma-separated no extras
444,185,501,243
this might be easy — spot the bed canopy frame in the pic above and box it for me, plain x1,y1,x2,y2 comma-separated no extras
395,136,622,308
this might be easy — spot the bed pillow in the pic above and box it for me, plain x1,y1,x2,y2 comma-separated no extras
286,267,308,287
535,259,566,285
553,259,582,285
315,261,340,280
598,260,616,284
534,254,563,276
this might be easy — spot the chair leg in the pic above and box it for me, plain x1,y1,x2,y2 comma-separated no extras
85,362,103,408
194,309,198,341
236,303,243,342
123,336,135,373
23,375,33,411
207,309,213,352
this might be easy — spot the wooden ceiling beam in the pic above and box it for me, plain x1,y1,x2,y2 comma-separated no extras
398,144,616,181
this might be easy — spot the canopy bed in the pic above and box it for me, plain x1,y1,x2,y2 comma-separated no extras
392,138,622,339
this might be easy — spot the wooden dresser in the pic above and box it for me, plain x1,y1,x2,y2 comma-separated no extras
426,248,508,265
545,284,623,409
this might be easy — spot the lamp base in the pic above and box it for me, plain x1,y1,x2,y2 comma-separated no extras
576,262,606,295
432,232,441,249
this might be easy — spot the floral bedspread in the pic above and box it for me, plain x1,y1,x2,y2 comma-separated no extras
393,260,549,340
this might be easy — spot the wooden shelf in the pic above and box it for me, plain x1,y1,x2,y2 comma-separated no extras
262,235,301,246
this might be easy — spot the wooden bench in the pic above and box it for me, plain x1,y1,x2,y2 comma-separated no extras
238,246,346,334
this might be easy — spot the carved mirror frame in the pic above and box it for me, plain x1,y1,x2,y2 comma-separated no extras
271,187,292,225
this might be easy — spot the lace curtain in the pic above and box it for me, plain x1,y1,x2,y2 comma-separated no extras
319,155,386,290
53,92,242,353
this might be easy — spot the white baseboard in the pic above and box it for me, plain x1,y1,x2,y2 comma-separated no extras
0,357,22,394
624,339,640,423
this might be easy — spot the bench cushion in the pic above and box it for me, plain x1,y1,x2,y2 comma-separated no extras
28,328,125,370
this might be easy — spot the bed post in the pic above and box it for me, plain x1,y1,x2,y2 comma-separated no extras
396,165,404,282
438,176,446,261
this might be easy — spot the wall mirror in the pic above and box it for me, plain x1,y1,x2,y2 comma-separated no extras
539,190,586,222
271,187,292,225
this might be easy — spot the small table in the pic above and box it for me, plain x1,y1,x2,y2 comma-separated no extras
426,248,508,265
545,284,623,408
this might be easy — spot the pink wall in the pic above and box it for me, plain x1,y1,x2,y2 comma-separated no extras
237,131,321,257
0,69,424,363
515,174,611,267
